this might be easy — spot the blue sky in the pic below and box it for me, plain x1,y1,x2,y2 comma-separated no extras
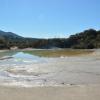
0,0,100,38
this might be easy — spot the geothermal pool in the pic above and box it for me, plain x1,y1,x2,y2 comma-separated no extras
0,49,100,87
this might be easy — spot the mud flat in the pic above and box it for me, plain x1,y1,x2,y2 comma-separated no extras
0,85,100,100
0,49,100,100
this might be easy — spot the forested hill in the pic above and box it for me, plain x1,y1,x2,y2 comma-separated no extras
0,29,100,49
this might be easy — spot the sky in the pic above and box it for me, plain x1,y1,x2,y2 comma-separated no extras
0,0,100,38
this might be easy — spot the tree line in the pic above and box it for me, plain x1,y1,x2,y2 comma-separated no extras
0,29,100,49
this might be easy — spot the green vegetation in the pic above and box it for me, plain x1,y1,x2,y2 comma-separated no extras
68,29,100,49
0,29,100,49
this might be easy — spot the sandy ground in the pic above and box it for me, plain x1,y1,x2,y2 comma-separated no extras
0,85,100,100
0,49,100,100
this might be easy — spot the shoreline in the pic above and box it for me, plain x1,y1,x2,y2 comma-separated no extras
0,48,99,51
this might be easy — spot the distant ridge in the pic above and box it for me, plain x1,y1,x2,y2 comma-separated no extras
0,30,23,39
